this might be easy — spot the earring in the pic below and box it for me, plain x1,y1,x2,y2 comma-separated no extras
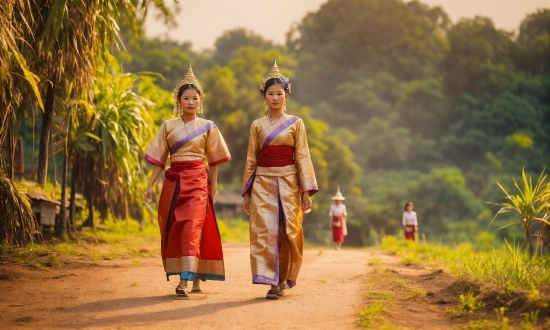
173,103,182,115
198,103,204,115
264,102,269,113
283,103,287,112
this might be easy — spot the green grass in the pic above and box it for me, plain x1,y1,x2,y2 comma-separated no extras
370,257,381,266
358,301,394,329
365,291,394,301
447,290,485,317
0,240,79,269
218,218,249,243
1,216,250,268
399,255,418,264
80,217,160,244
520,310,539,330
381,236,550,290
0,217,162,267
456,307,510,330
359,267,429,328
405,288,426,300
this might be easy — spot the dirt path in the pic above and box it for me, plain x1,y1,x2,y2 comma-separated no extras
1,244,379,329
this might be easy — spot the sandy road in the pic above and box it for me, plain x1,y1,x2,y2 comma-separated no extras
0,244,372,330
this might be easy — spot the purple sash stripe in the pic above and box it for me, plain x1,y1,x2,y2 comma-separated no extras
242,171,256,196
262,116,299,148
170,122,217,154
252,274,278,286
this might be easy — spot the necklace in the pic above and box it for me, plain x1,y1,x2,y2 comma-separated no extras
268,113,283,125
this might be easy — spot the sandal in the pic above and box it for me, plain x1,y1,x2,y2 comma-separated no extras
266,289,279,300
175,286,188,297
190,289,202,293
277,284,286,297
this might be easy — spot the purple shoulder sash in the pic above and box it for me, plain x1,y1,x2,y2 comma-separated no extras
262,116,299,148
169,122,216,154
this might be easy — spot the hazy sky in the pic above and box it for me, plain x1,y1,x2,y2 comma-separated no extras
144,0,549,51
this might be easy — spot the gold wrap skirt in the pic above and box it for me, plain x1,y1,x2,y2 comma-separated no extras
249,165,303,288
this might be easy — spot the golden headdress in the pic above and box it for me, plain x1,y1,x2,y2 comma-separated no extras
259,60,291,93
173,64,204,114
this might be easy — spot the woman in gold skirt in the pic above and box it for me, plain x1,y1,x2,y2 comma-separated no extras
242,62,318,300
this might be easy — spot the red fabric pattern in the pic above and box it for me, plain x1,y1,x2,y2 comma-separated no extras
404,225,416,241
331,216,345,243
258,145,295,167
158,161,224,267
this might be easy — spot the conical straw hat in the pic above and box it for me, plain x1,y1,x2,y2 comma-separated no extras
331,185,345,200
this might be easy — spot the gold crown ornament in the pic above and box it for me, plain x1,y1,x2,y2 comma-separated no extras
259,60,291,94
173,64,204,115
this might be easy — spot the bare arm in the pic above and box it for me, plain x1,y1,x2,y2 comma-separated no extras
144,166,163,203
209,164,218,204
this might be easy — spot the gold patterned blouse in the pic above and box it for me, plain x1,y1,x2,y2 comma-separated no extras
144,117,231,168
242,114,318,195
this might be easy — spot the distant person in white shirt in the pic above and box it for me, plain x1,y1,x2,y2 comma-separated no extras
403,202,418,241
329,186,347,250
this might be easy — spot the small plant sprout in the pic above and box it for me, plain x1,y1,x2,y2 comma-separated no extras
405,288,426,300
447,289,485,317
520,310,539,330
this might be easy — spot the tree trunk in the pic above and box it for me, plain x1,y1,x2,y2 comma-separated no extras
86,195,94,229
521,225,533,256
69,160,78,235
7,114,14,181
56,110,73,238
37,83,56,186
57,152,68,238
528,228,534,257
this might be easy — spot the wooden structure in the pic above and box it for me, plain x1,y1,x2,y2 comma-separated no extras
214,191,244,219
27,191,60,229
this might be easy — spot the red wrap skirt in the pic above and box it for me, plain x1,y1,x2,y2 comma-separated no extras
404,225,416,241
157,160,225,281
332,216,345,243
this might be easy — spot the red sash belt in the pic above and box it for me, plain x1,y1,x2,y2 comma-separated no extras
165,160,205,180
258,145,295,167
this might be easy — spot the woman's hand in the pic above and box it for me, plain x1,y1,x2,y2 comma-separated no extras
302,191,312,212
242,193,251,215
144,166,163,204
143,186,153,204
210,183,217,204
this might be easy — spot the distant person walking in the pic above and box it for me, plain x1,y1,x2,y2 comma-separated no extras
329,186,347,250
403,202,418,241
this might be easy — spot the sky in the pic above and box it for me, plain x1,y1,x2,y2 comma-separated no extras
144,0,550,51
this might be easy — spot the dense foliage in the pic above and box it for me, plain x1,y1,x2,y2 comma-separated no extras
5,0,549,247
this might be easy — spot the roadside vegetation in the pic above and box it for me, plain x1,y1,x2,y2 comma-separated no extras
0,217,249,270
360,168,550,329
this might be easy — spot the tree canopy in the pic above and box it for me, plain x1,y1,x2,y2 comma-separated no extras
5,0,549,246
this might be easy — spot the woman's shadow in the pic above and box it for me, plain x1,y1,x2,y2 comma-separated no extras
62,295,269,328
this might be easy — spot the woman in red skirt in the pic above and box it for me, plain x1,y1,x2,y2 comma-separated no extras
143,65,231,297
403,202,418,241
329,186,347,250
